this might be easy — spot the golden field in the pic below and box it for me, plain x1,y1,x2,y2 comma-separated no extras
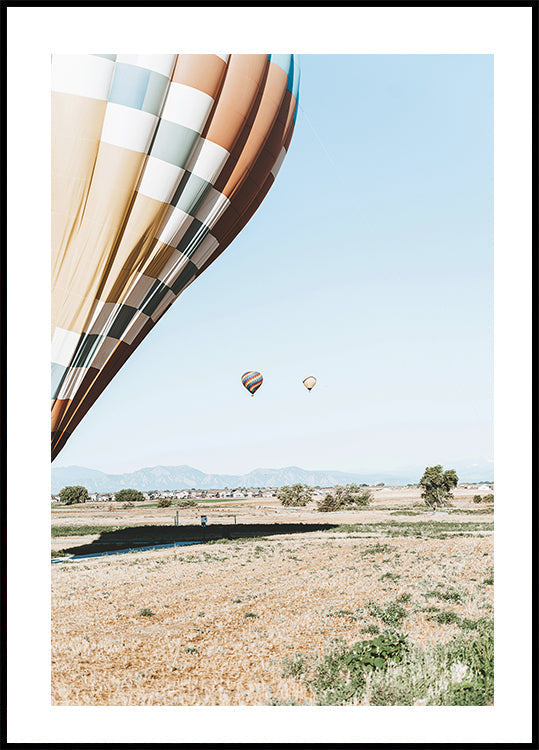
51,487,494,705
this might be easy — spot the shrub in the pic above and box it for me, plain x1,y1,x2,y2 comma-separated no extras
115,488,145,503
438,619,494,705
157,497,172,508
473,494,483,503
341,485,373,507
138,607,154,617
176,498,197,508
58,485,89,505
309,631,409,705
317,493,341,512
317,485,372,512
277,484,313,506
362,620,494,706
296,621,494,706
483,493,494,503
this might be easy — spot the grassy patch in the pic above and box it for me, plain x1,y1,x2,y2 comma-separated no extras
307,631,410,705
51,524,133,537
330,521,493,539
360,543,391,555
287,620,493,705
431,610,462,626
367,600,408,628
396,592,412,603
361,624,380,635
425,585,464,604
327,609,359,621
368,619,494,705
380,572,401,582
282,653,309,678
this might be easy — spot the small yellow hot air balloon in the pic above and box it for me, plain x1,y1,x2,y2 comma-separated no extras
302,376,317,392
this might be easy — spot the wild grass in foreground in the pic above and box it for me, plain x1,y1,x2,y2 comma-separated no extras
280,619,493,706
51,524,134,537
329,521,493,538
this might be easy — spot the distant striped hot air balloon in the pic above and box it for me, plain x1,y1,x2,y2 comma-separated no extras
303,376,317,392
242,371,263,396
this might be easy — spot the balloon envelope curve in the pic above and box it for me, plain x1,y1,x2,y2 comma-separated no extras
241,371,263,396
302,376,317,391
51,53,300,459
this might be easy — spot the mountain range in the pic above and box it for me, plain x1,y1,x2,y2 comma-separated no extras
51,460,494,494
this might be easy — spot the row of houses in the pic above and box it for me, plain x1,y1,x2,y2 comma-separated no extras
51,488,279,503
52,483,493,503
459,483,494,491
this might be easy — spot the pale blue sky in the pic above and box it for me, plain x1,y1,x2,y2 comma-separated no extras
52,54,493,475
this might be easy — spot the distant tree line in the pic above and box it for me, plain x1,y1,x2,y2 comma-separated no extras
57,467,483,513
56,486,145,504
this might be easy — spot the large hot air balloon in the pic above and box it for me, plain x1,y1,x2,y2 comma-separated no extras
241,371,263,396
51,54,300,459
303,376,317,392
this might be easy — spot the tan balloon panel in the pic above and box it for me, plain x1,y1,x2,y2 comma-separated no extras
303,376,317,391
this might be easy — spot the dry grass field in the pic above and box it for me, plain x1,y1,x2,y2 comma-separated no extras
51,487,494,705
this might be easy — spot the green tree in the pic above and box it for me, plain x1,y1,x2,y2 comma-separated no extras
316,484,372,512
419,465,459,510
277,483,313,506
339,484,372,507
157,497,172,507
317,492,341,512
114,488,145,503
58,485,89,505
